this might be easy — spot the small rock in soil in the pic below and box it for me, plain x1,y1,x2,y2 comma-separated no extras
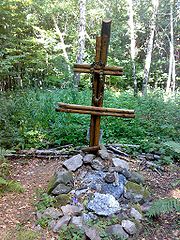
53,215,71,232
63,154,83,171
130,207,143,221
129,171,145,184
91,157,104,170
122,219,137,235
84,225,101,240
98,149,111,160
61,204,83,216
112,158,129,170
106,224,129,239
48,220,57,229
140,202,152,213
87,193,120,216
83,154,96,164
71,216,83,228
41,207,63,219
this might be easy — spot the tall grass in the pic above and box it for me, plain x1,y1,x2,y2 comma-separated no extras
0,88,179,151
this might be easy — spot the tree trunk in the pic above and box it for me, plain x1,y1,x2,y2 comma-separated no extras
142,0,159,95
127,0,137,96
74,0,86,89
166,0,176,93
52,16,71,73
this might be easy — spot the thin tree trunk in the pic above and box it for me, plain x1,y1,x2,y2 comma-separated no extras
74,0,86,89
166,0,176,93
127,0,137,96
142,0,159,95
52,16,71,73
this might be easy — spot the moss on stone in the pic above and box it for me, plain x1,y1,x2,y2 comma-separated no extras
54,194,71,208
125,181,150,199
47,175,56,194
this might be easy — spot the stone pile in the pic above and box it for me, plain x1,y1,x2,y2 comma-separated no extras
36,145,151,239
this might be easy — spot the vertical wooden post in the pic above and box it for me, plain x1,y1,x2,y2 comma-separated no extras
89,20,111,146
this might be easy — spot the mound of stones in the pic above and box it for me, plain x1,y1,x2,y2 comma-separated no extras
36,145,151,239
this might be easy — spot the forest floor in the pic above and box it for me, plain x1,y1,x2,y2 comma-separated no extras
0,154,179,240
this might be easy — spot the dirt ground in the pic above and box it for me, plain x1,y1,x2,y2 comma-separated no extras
0,156,179,240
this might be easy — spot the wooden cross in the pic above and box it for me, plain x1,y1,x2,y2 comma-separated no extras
56,20,135,149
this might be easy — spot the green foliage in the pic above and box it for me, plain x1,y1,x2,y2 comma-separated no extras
58,224,85,240
0,177,24,194
0,88,179,158
0,149,10,178
146,198,180,218
36,216,51,229
35,190,56,212
0,148,24,194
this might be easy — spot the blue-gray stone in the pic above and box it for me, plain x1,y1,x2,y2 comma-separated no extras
81,171,106,188
101,174,126,199
87,193,120,216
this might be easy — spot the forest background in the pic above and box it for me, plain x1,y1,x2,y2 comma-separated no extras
0,0,179,161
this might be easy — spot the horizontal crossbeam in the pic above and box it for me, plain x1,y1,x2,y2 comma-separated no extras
56,103,135,118
74,63,123,76
74,68,123,76
74,64,123,72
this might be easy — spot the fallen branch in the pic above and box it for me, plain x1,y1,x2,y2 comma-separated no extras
106,146,129,157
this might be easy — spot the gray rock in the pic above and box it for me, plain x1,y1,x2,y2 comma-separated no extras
63,154,83,171
71,216,83,228
61,204,83,216
98,149,111,160
87,193,120,216
82,212,98,222
47,171,73,194
124,191,144,204
106,224,129,239
53,215,71,232
75,188,88,197
83,154,95,164
36,211,43,220
81,171,106,188
113,166,131,179
112,158,129,170
133,194,144,204
91,157,104,170
122,220,137,235
130,208,143,221
104,173,115,183
48,220,57,229
52,183,72,195
129,171,145,184
140,202,152,213
84,226,101,240
42,207,63,219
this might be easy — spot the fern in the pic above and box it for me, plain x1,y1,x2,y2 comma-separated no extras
146,198,180,218
164,141,180,154
0,177,24,193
